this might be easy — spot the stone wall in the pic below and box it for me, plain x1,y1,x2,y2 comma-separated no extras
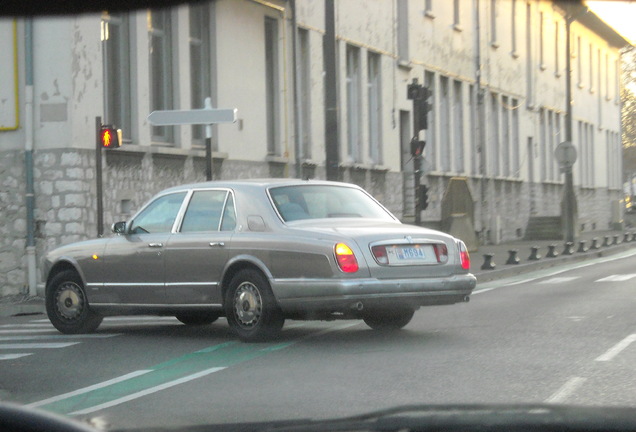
0,148,405,297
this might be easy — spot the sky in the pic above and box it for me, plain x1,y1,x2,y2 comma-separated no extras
586,1,636,44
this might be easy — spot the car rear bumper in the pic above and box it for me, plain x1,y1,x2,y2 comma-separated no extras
271,274,476,312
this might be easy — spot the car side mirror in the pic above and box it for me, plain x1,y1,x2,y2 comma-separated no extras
112,221,127,234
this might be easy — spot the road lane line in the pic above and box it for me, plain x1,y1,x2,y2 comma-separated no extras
0,353,32,360
0,342,80,349
595,274,636,282
545,377,587,403
0,334,120,341
69,367,226,416
595,334,636,362
27,370,153,408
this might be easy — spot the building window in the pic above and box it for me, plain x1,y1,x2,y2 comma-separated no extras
439,76,451,172
397,0,409,63
189,3,212,147
539,108,546,181
547,110,555,181
539,11,545,70
511,0,517,57
424,71,436,171
149,9,175,144
452,80,464,173
577,36,582,88
425,0,433,17
589,43,594,92
367,52,382,165
605,52,609,100
490,0,498,46
469,84,478,175
501,96,510,177
490,92,500,177
511,99,519,177
298,28,312,160
554,20,561,77
526,2,534,107
453,0,461,30
102,12,132,142
346,44,362,163
265,17,280,155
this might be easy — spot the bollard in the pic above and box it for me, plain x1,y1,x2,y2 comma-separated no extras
603,236,611,247
506,249,520,265
612,235,619,246
546,244,559,258
624,232,631,243
632,232,636,242
481,253,496,270
577,240,587,253
590,238,600,250
528,246,541,261
562,242,574,255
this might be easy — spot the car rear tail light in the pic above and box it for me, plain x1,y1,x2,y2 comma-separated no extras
371,245,388,265
433,244,448,264
335,243,359,273
457,240,470,270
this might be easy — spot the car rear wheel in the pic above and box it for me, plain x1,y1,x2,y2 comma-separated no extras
46,270,103,334
225,269,284,342
362,308,415,330
175,312,220,325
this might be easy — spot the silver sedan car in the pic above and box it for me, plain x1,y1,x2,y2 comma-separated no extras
43,179,476,342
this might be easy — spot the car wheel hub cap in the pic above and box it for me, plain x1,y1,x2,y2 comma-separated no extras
56,282,84,321
234,283,262,328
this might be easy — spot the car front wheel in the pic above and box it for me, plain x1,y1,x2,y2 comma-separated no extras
46,270,103,334
224,269,284,342
362,308,415,330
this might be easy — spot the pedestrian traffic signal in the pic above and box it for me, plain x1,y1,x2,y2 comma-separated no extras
100,125,122,148
410,137,425,157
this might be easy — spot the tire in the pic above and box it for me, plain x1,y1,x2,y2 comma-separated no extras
175,312,220,326
45,270,103,334
363,308,415,330
224,269,284,342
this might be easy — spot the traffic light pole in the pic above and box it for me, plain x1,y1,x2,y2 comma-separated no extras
407,79,431,226
95,116,104,237
412,91,423,226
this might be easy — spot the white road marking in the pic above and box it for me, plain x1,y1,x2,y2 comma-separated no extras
0,334,120,341
0,329,60,334
28,370,153,408
68,367,226,416
0,353,32,360
595,334,636,362
538,277,580,284
595,274,636,282
0,342,80,349
545,377,587,403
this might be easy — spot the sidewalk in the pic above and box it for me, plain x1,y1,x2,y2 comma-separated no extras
470,230,636,283
1,229,635,318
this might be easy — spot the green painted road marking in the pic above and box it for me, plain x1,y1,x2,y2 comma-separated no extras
31,322,359,416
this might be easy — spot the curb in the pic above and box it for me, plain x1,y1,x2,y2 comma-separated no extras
0,298,45,318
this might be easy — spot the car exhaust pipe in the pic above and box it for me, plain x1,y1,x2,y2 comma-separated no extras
463,296,470,303
351,301,364,311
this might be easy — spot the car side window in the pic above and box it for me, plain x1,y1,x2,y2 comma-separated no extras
128,192,187,234
220,193,237,231
180,190,229,232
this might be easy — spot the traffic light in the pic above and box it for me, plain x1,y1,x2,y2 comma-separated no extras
420,185,429,210
410,137,425,157
100,125,122,148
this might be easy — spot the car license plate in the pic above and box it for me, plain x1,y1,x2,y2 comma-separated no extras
386,245,436,265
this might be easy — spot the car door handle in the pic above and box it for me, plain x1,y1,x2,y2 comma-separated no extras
148,243,164,248
209,242,225,247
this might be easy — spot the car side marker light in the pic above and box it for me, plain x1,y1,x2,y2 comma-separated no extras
335,243,359,273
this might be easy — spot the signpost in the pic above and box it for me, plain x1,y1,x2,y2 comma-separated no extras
148,98,237,180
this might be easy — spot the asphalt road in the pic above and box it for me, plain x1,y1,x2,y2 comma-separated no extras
1,248,636,431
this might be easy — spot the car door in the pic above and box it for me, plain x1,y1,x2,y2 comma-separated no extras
99,191,187,305
163,189,236,306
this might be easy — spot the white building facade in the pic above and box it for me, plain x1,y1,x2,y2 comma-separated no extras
0,0,628,297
